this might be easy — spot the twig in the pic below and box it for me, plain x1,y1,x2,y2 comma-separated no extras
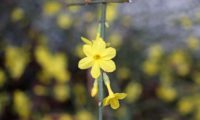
59,0,131,7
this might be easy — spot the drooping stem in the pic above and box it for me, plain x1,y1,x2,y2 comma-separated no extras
98,2,107,120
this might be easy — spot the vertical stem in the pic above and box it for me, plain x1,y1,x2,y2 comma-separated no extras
98,73,103,120
98,2,107,120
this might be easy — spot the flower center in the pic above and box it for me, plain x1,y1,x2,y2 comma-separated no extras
93,54,101,60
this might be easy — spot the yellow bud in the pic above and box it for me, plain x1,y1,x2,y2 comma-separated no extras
81,37,92,45
103,72,110,85
91,79,98,97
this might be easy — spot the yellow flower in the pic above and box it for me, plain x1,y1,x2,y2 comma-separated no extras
103,92,127,109
78,34,116,78
103,73,127,109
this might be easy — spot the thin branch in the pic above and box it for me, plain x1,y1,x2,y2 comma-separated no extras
59,0,131,7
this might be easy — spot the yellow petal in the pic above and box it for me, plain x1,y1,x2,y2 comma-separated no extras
115,93,127,100
93,37,106,52
110,99,120,109
103,97,110,106
81,37,92,45
78,57,93,69
100,60,116,72
83,45,93,57
91,63,101,78
102,47,116,60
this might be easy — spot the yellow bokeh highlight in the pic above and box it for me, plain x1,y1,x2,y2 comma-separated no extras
143,60,159,76
75,44,85,58
35,46,70,83
11,7,24,22
194,107,200,120
59,114,72,120
75,110,94,120
180,15,192,29
53,84,70,102
42,115,52,120
117,67,131,80
33,85,47,96
5,46,29,79
148,44,163,59
177,97,194,115
106,4,118,23
44,1,61,16
67,6,81,13
186,36,199,50
0,70,6,87
14,90,31,119
169,50,190,76
125,82,142,103
157,85,177,102
57,13,72,29
109,32,123,48
73,84,86,106
192,72,200,84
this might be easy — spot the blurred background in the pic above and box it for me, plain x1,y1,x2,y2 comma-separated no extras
0,0,200,120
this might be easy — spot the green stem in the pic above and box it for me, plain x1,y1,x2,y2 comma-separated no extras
98,2,107,120
98,72,103,120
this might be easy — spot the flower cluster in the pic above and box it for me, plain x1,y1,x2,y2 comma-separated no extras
78,33,127,109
